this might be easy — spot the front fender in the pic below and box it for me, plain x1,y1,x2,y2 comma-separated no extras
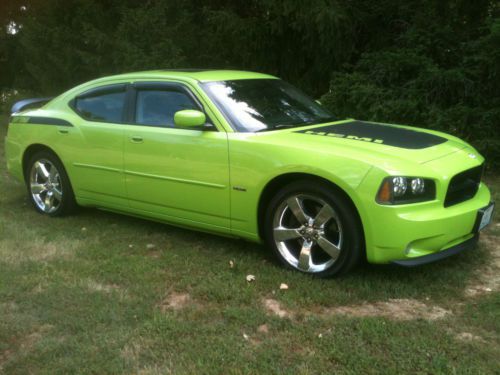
228,135,373,240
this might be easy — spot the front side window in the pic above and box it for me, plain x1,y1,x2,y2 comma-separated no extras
74,89,126,123
201,79,336,132
135,89,198,127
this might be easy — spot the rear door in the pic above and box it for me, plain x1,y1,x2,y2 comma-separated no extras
66,84,128,207
123,82,230,229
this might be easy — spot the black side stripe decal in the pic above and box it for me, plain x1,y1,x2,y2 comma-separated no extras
27,117,73,127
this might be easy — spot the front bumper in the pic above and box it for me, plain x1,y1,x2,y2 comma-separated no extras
365,182,490,264
391,234,478,267
357,159,491,263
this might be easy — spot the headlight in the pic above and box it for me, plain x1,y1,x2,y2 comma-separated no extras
376,176,436,205
410,178,425,194
392,177,407,197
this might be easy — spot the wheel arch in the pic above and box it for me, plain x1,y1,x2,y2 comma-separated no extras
22,144,62,182
257,172,366,253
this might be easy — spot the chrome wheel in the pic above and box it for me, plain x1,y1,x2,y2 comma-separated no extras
273,194,343,273
29,159,63,214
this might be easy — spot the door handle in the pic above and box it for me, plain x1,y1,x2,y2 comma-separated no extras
58,129,69,134
130,136,143,143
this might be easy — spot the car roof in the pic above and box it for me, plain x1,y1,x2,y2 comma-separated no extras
48,69,279,109
97,69,277,83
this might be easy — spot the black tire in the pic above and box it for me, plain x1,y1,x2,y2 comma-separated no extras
25,150,77,216
264,180,364,277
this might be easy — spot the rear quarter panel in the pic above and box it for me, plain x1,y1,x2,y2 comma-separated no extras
4,112,69,183
6,108,101,187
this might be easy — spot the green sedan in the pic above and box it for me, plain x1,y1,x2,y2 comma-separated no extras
4,70,494,276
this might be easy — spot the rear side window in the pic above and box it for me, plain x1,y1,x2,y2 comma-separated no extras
135,89,198,127
74,87,126,123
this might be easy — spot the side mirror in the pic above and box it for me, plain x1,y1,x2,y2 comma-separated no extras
174,109,206,128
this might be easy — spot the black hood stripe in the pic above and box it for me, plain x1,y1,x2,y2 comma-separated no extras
295,121,447,149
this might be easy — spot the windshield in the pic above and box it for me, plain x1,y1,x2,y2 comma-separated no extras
201,79,336,132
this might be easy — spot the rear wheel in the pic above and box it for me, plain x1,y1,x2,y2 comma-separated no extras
26,151,76,216
264,181,363,277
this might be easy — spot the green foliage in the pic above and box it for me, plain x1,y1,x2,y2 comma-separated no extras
321,4,500,169
0,0,498,165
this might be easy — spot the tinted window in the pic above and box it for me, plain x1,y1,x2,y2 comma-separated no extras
135,89,198,127
75,91,126,123
201,79,336,132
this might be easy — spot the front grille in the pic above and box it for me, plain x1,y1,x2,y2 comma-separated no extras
444,165,483,207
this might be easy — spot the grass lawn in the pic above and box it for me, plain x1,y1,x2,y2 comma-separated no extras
0,118,499,374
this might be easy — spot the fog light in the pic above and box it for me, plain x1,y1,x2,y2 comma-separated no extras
411,178,425,194
392,177,407,197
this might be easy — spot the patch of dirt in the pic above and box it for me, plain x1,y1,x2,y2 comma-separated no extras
159,292,192,312
0,238,88,265
18,325,52,350
257,324,269,334
242,332,262,346
262,298,294,319
136,365,172,375
146,250,162,259
85,279,122,294
120,336,157,368
0,348,13,371
241,324,269,346
0,301,18,312
0,324,53,371
465,233,500,297
31,283,45,294
81,279,129,301
262,297,450,321
121,341,141,364
324,299,451,321
455,332,487,344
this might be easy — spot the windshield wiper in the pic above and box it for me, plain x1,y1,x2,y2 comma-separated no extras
256,118,338,132
300,117,337,126
274,124,297,129
256,124,296,132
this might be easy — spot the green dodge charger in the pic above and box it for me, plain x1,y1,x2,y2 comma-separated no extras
4,70,495,276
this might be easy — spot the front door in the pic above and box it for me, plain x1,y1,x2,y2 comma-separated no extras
123,82,230,229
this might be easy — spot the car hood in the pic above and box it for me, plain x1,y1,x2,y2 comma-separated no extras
255,120,470,165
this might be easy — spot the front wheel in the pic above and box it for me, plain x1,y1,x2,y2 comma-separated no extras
26,151,76,216
264,181,364,277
